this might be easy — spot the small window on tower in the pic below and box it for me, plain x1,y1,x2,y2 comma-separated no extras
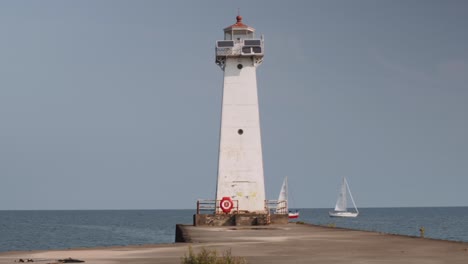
217,40,234,47
237,64,243,69
252,47,262,54
244,40,261,46
238,129,244,135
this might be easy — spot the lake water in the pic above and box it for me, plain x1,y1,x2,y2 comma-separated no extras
0,207,467,252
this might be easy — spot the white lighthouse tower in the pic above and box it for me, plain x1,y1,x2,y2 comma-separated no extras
215,16,266,214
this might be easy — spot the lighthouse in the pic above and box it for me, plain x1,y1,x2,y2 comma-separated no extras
215,16,266,214
189,16,287,227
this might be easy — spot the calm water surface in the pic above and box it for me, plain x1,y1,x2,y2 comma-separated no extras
0,207,466,252
298,207,468,242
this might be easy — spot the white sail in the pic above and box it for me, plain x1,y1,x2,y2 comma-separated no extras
334,177,347,212
276,177,288,213
278,177,288,202
329,177,359,218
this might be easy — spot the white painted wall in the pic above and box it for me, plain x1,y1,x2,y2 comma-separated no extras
215,56,266,213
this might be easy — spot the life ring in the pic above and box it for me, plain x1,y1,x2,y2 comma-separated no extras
220,197,234,213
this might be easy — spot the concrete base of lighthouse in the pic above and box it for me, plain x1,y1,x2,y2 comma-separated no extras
193,213,288,226
174,214,288,242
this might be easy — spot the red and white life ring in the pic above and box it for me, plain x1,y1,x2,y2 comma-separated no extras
220,197,234,213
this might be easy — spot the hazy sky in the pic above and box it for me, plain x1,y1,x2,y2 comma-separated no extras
1,1,467,210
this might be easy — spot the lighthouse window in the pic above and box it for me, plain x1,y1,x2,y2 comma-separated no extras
237,64,243,69
242,47,252,54
217,40,234,47
244,40,261,46
252,47,262,54
238,129,244,135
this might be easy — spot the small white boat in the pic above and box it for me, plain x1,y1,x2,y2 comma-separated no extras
276,177,300,219
329,177,359,218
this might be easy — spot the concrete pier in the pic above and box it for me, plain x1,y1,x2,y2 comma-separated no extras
175,223,468,263
1,223,467,264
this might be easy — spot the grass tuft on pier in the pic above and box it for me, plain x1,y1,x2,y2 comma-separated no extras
181,246,247,264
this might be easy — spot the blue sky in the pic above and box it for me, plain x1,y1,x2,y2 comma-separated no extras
1,1,467,209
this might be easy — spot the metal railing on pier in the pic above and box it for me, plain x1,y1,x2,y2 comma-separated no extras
266,200,288,215
197,199,287,215
196,199,239,214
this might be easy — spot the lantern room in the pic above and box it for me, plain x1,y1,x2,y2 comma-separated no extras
223,15,255,41
215,16,264,61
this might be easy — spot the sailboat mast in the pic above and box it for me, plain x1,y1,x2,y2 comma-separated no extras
285,176,288,201
345,178,359,213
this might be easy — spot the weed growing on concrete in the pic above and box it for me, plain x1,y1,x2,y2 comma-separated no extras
181,246,247,264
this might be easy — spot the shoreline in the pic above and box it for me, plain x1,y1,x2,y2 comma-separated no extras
2,222,467,255
1,224,467,264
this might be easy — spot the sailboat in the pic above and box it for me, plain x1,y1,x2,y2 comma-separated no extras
329,177,359,218
276,177,300,219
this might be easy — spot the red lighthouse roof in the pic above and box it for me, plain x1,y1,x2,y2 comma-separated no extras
224,15,255,31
